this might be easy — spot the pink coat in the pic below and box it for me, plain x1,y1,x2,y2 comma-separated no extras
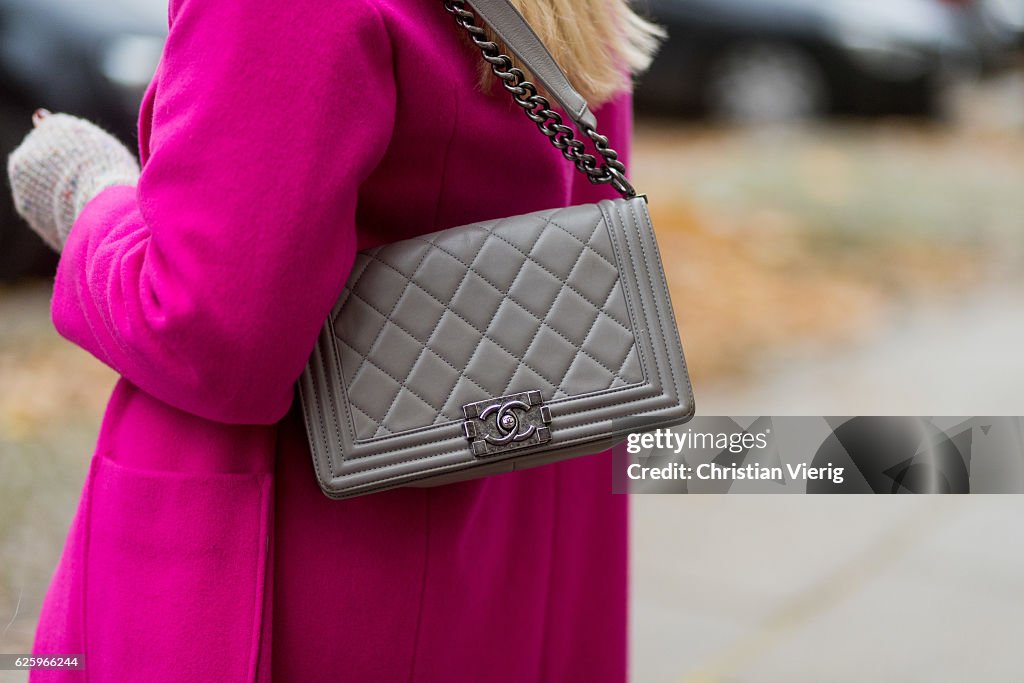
33,0,629,680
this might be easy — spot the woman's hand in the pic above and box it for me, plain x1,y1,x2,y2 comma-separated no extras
6,110,141,252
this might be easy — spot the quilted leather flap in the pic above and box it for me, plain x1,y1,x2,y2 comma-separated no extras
332,202,644,440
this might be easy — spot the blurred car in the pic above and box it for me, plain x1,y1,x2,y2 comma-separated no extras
980,0,1024,50
0,0,166,280
635,0,986,122
948,0,1024,69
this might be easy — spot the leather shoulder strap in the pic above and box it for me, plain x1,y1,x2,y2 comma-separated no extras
467,0,597,130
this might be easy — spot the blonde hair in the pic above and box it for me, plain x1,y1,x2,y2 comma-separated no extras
480,0,664,107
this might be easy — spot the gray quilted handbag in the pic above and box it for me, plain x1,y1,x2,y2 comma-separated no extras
298,0,694,499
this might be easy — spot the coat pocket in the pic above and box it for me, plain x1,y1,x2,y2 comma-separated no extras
82,454,271,682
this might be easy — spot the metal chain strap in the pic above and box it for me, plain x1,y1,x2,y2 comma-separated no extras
442,0,637,199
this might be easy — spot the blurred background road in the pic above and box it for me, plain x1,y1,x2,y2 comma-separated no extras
2,0,1023,681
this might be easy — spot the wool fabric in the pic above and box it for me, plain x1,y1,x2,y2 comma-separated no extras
7,114,140,251
33,0,631,680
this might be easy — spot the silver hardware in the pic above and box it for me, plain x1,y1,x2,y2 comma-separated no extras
463,390,553,457
442,0,637,199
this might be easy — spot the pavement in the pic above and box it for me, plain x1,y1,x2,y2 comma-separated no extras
632,286,1024,682
632,496,1024,682
695,286,1024,416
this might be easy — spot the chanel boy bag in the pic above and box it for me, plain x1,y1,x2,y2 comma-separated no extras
297,0,695,499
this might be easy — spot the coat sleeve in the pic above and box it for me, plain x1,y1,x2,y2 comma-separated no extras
51,0,396,425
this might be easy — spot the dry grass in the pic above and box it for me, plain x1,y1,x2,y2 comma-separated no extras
648,194,984,384
631,121,1021,386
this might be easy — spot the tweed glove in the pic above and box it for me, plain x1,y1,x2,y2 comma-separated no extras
7,113,140,252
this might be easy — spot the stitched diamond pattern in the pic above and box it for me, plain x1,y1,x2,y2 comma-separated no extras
333,204,643,440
